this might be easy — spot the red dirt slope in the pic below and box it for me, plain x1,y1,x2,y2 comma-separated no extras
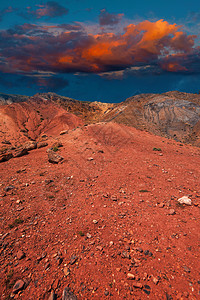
0,96,83,148
0,122,200,299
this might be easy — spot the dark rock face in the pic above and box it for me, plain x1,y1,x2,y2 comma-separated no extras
144,98,200,141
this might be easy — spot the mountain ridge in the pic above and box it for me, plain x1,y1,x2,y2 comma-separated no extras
0,91,200,147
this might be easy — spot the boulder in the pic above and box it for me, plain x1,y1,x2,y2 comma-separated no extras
52,141,63,148
5,185,15,192
37,141,48,148
0,152,13,163
13,148,28,158
24,141,37,151
48,150,63,164
2,140,11,145
60,130,68,135
16,250,25,260
178,196,192,205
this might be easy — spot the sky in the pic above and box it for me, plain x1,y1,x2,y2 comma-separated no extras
0,0,200,102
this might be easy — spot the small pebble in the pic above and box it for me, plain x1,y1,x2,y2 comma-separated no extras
168,209,176,215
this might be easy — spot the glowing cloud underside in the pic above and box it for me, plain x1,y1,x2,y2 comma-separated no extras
0,19,199,77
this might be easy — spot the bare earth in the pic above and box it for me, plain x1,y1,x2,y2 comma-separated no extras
0,121,200,299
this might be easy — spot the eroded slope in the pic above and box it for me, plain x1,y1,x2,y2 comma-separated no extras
0,122,200,299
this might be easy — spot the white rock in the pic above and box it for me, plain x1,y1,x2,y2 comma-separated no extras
127,273,135,280
177,196,192,205
60,130,68,135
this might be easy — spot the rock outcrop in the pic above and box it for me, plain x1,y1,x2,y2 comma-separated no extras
0,151,13,163
143,97,200,142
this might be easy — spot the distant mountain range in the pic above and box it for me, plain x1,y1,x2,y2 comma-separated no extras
0,91,200,147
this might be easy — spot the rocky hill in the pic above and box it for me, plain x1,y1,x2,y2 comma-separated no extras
0,95,83,150
1,91,199,148
100,91,200,147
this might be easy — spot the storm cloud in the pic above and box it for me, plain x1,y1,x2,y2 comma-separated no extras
0,19,199,79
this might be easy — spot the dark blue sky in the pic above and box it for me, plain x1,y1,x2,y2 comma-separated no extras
0,0,200,102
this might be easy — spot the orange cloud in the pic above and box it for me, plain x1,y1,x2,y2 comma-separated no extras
160,53,190,72
75,20,196,72
162,62,187,72
0,19,197,75
58,55,73,64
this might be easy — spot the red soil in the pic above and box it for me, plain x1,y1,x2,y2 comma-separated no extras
0,98,83,147
0,122,200,299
